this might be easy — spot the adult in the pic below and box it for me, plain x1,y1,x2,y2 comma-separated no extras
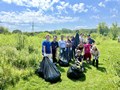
51,36,59,63
42,35,52,62
87,34,95,47
58,35,66,58
66,36,72,61
70,36,75,59
79,33,84,44
74,32,80,48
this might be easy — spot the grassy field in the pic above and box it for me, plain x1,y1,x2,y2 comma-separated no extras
0,33,120,90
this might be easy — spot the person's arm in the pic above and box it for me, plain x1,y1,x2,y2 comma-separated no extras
42,41,46,56
58,41,60,47
50,46,52,54
50,42,52,54
92,39,95,45
57,42,59,48
98,50,100,58
43,46,46,56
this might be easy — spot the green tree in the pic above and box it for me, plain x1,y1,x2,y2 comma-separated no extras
97,22,109,35
12,29,22,34
110,22,119,40
0,26,9,34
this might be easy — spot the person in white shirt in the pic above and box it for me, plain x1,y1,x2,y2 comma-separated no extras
79,33,84,44
58,35,66,58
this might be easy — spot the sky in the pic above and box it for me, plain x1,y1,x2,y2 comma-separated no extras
0,0,120,32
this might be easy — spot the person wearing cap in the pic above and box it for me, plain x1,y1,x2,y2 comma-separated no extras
87,34,95,47
42,35,52,62
51,36,59,63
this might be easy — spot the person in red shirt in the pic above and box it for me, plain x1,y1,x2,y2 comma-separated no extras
84,40,91,63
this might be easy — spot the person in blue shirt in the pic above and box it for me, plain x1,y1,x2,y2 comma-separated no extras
42,35,52,62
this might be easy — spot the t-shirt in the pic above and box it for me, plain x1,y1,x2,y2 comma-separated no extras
66,39,72,47
79,36,84,43
51,41,59,50
42,40,51,54
88,38,95,44
71,38,75,47
84,44,91,53
58,40,66,48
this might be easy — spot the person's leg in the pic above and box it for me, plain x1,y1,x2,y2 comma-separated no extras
52,50,57,63
88,53,91,64
68,47,71,61
96,59,98,68
66,47,69,61
93,59,95,66
47,54,53,62
63,48,66,59
60,48,63,58
80,61,84,71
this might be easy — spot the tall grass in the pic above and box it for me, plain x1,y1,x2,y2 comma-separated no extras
0,33,120,90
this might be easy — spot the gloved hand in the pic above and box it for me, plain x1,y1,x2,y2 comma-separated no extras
44,53,47,56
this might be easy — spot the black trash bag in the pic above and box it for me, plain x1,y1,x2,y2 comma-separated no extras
58,57,69,67
67,64,83,79
37,57,61,83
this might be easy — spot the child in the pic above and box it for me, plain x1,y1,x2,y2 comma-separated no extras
91,45,100,68
83,40,91,63
75,50,84,71
75,42,84,53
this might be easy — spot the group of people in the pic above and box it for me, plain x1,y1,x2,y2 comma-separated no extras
42,33,100,69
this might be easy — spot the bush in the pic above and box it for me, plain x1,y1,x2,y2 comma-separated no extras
16,34,27,50
0,65,20,90
28,45,35,54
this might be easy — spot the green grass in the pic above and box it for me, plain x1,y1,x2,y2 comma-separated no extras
0,33,120,90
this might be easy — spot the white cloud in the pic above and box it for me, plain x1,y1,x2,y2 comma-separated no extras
1,0,60,11
87,5,99,13
110,8,118,14
74,25,88,30
98,2,105,7
0,10,79,25
105,0,120,2
70,3,88,13
111,14,117,18
56,1,69,14
110,8,119,18
90,15,100,19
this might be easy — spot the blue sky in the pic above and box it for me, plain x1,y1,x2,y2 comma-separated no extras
0,0,120,32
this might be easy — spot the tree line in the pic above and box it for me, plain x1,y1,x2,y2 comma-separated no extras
0,22,120,40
